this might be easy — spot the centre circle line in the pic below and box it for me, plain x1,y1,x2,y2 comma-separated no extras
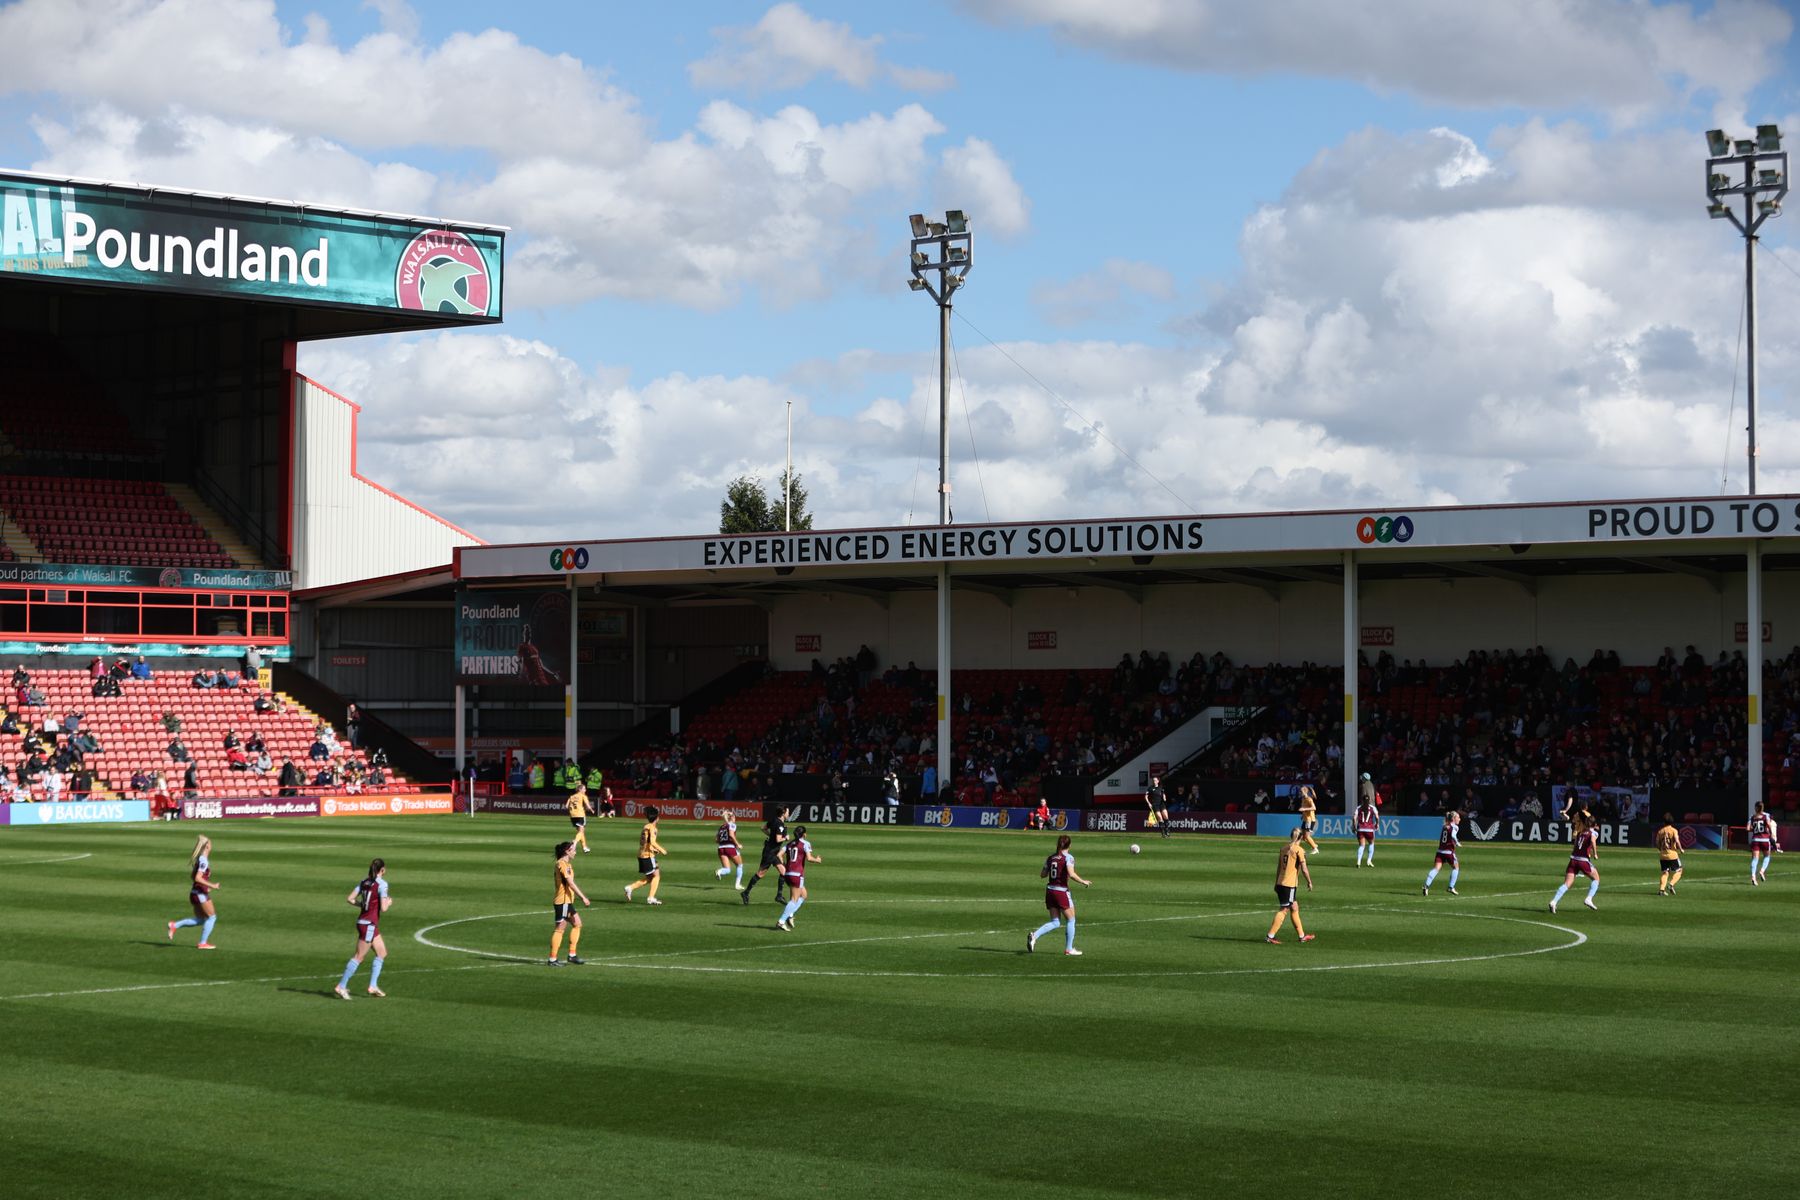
412,902,1585,980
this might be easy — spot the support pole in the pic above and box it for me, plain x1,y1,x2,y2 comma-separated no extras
936,296,953,799
1342,550,1359,815
1747,540,1763,821
1745,185,1758,495
564,576,578,768
454,682,467,816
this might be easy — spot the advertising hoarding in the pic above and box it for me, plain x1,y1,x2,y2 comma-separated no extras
454,589,571,688
914,805,1079,831
180,797,320,819
6,799,151,825
319,794,455,817
1,171,502,319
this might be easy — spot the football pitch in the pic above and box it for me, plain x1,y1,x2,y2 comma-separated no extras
2,816,1793,1199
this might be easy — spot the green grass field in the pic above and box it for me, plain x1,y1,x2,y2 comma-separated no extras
1,815,1794,1199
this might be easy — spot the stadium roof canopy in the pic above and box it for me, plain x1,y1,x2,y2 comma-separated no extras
453,493,1800,601
1,169,507,340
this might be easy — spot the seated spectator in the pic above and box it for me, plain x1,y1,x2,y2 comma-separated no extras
71,728,101,757
313,762,338,788
226,745,250,772
130,656,153,680
245,732,266,754
110,656,131,680
43,768,63,802
20,684,45,707
162,711,183,734
367,763,387,788
0,775,22,803
252,748,273,775
191,668,217,689
278,758,303,797
167,737,190,763
253,693,276,714
10,664,29,688
150,772,177,820
0,708,17,735
89,656,106,680
218,670,242,688
223,730,241,750
308,735,330,762
71,769,93,798
130,769,152,794
91,674,121,698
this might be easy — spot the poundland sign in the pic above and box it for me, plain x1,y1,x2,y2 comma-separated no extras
0,172,503,319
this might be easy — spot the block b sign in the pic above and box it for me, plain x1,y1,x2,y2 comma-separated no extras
1735,622,1773,644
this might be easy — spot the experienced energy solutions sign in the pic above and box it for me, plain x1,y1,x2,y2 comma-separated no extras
0,172,503,319
459,495,1800,579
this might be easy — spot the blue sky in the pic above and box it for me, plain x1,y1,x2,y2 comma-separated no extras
3,0,1799,540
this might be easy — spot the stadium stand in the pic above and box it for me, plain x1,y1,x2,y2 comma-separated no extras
0,331,155,465
587,645,1800,818
0,476,236,568
1,667,405,803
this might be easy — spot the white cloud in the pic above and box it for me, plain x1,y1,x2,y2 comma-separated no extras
962,0,1793,116
3,1,1010,310
690,3,954,93
1033,258,1178,326
937,137,1031,236
0,0,648,162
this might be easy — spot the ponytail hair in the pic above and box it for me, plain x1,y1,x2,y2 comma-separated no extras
359,858,385,903
1055,833,1072,852
190,834,211,871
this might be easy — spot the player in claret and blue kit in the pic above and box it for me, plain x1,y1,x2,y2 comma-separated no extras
1749,801,1780,885
1422,811,1461,896
335,858,391,999
1549,816,1601,913
1028,834,1091,956
167,834,220,949
775,827,821,931
714,813,744,890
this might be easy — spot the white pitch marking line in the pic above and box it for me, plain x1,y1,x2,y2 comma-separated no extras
0,852,93,865
413,902,1583,979
0,960,523,1004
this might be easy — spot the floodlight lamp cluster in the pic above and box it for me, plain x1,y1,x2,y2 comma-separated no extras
906,209,972,303
1704,125,1786,231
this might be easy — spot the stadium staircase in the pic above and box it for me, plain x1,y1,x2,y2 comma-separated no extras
1090,704,1261,799
0,515,33,562
1,668,408,800
272,662,450,785
164,482,260,568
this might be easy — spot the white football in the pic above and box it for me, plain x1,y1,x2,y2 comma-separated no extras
1129,843,1141,854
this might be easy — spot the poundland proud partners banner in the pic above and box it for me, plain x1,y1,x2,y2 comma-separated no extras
1,172,503,318
454,589,571,688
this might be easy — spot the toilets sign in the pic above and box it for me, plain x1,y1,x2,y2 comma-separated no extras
0,171,504,319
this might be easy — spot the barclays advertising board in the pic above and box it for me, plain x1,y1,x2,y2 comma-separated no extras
1257,813,1446,841
6,799,151,825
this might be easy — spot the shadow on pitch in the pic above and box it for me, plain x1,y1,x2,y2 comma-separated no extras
276,986,343,1000
958,946,1026,955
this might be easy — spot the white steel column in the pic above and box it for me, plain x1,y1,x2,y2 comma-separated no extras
453,683,468,788
1747,540,1763,821
1342,550,1359,815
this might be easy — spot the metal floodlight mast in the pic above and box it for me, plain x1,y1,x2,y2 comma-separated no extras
906,209,972,803
1703,124,1786,495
